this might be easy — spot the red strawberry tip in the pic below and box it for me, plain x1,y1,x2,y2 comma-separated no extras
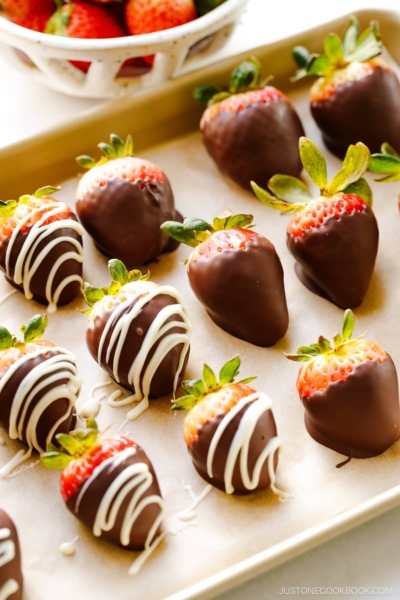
172,356,256,410
76,134,134,170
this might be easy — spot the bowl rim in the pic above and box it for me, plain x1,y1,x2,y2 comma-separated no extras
0,0,248,51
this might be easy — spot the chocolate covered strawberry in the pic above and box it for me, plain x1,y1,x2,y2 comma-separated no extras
174,356,286,496
287,310,400,459
292,17,400,158
0,186,84,313
252,137,378,308
76,134,179,268
195,56,304,190
83,259,191,420
162,211,288,347
41,419,164,550
0,510,23,600
0,315,82,478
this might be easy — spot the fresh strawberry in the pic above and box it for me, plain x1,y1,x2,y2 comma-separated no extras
125,0,197,65
252,137,379,309
46,0,126,72
0,186,84,312
292,17,400,158
41,419,164,550
194,56,304,190
0,0,54,18
76,134,178,268
286,310,400,460
162,211,288,347
9,11,52,31
173,356,285,496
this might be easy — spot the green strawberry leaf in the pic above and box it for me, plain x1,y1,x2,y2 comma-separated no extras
324,33,344,66
0,200,18,219
268,174,313,203
219,356,241,386
342,178,373,206
229,56,262,93
318,336,332,353
21,314,48,343
34,186,60,198
208,91,232,106
84,284,106,308
127,269,149,284
326,142,370,195
299,137,328,190
183,217,211,231
347,31,382,63
292,46,310,68
108,259,129,285
368,154,400,174
0,327,13,351
124,135,134,157
203,364,217,391
182,379,206,398
285,353,315,362
110,134,125,158
76,155,97,170
171,395,197,410
251,181,306,214
56,433,84,456
307,55,332,77
193,85,222,104
381,142,399,157
333,332,343,349
342,16,360,57
342,309,355,341
161,221,200,248
237,376,257,385
40,452,73,470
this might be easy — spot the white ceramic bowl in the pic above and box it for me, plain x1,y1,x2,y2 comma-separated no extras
0,0,249,98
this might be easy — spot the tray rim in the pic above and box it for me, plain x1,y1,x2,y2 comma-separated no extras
2,7,400,600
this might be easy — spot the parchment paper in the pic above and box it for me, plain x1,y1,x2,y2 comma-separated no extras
1,88,400,600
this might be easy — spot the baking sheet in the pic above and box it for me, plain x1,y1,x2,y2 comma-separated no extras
1,9,400,600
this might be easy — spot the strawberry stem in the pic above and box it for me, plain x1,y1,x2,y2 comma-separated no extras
76,134,134,170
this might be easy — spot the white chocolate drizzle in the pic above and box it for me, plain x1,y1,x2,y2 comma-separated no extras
178,482,213,522
78,381,112,419
92,281,191,421
74,447,165,548
59,536,79,557
0,290,16,307
0,528,18,600
207,392,289,499
4,200,84,314
0,347,82,479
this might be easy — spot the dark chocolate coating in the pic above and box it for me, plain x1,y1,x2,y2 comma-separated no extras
189,402,278,495
76,175,176,269
311,65,400,158
202,92,304,190
0,347,79,451
0,218,83,307
86,294,189,398
288,207,379,308
67,445,163,550
187,234,289,347
0,510,22,600
302,356,400,458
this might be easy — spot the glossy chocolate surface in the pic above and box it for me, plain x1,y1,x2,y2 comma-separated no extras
0,349,78,450
188,234,289,347
311,65,400,158
86,294,189,398
0,510,22,600
288,207,379,308
189,402,278,495
302,356,400,458
67,445,163,550
202,94,304,190
0,221,82,307
76,175,176,269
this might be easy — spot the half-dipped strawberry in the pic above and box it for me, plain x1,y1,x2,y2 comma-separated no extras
76,135,179,268
83,259,191,420
0,186,84,313
162,211,288,347
292,17,400,158
41,420,164,550
174,356,286,496
0,315,82,478
0,510,22,600
286,310,400,459
252,137,378,308
195,56,304,190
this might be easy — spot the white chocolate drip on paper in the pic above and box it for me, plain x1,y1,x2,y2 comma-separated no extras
92,281,191,421
0,528,18,600
78,381,112,419
207,392,289,499
0,347,82,479
0,290,17,307
59,536,79,557
178,482,213,522
75,447,165,548
4,200,84,314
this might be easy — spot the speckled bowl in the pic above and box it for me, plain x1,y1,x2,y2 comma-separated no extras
0,0,249,99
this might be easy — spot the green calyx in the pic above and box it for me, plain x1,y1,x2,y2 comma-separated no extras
82,258,150,314
285,309,363,363
40,419,99,470
292,17,382,82
172,356,256,410
161,210,255,251
368,143,400,182
251,137,372,215
0,314,48,352
45,0,72,37
76,134,134,170
194,56,272,106
0,186,60,221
